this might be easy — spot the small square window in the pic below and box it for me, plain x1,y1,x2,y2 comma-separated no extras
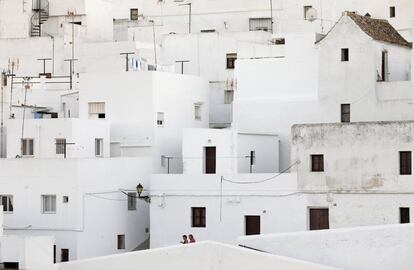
226,53,237,69
194,104,202,120
0,195,14,213
63,196,69,203
304,6,313,20
311,155,324,172
390,6,396,18
42,195,56,214
130,8,139,20
157,112,164,126
88,102,105,119
341,48,349,62
117,234,125,249
191,207,206,227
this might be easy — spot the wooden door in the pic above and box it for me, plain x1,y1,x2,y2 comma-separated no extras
205,147,216,174
245,216,261,235
309,208,329,230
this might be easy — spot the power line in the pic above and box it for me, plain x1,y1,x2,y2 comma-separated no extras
222,160,300,185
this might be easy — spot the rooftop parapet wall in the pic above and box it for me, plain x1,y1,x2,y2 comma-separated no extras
55,241,338,270
238,224,414,270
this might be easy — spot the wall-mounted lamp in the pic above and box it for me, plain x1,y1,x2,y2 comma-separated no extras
136,183,151,203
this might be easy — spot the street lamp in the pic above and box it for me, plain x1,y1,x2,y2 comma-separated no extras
136,183,150,203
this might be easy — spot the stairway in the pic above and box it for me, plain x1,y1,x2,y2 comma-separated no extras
30,0,49,37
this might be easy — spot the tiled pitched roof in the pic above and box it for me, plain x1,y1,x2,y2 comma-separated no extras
346,12,412,48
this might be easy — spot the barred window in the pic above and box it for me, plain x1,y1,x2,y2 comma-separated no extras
128,193,137,211
56,138,66,155
42,195,56,214
21,138,34,156
0,195,13,213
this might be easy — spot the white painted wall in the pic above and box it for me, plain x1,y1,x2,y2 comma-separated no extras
0,235,55,270
292,121,414,191
150,173,303,248
55,241,338,270
238,224,414,270
234,15,414,171
6,118,110,158
150,172,414,249
182,129,279,174
0,157,152,262
78,71,209,173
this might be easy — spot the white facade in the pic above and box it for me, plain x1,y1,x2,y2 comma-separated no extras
6,118,110,159
79,71,209,173
150,120,414,248
234,13,413,170
182,128,279,174
239,224,414,270
1,158,152,262
0,209,55,270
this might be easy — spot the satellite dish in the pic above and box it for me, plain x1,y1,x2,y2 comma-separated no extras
306,8,318,22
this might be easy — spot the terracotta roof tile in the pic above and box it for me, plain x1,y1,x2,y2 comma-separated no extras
346,12,412,48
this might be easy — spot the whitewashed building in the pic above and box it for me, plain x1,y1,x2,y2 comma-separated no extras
0,209,55,270
150,120,414,248
234,12,413,170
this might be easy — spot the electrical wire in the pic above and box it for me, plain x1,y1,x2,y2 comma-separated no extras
222,160,300,185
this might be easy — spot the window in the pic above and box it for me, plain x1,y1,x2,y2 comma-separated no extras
42,195,56,214
21,138,34,156
400,151,412,175
341,48,349,62
130,8,139,20
311,155,324,172
226,53,237,69
0,195,13,213
117,234,125,249
61,249,69,262
157,112,164,126
194,103,202,120
400,207,410,223
273,38,285,45
341,104,350,123
95,138,103,157
249,18,272,32
128,192,137,211
224,90,234,104
304,6,313,19
55,139,66,155
390,6,395,18
88,102,105,119
191,207,206,227
63,196,69,203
